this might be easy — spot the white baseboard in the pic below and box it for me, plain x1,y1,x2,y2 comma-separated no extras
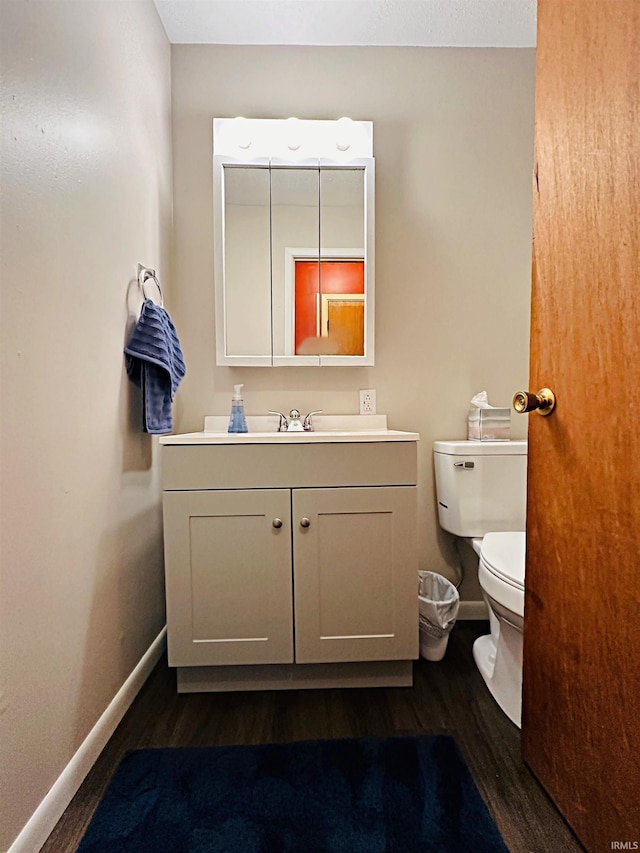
8,626,167,853
457,600,489,620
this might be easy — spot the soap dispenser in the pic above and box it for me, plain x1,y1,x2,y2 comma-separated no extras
228,384,248,433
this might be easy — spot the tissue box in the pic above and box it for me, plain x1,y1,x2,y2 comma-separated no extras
468,407,511,441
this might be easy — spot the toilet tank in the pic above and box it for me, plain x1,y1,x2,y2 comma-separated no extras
433,440,527,536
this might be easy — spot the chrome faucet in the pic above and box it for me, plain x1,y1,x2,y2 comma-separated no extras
268,409,324,432
303,410,323,431
268,410,289,432
287,409,304,431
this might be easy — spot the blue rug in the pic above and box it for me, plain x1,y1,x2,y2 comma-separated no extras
77,735,508,852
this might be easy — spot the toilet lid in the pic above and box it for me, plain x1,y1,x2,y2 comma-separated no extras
480,532,526,589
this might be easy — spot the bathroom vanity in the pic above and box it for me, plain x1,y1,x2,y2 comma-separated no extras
160,416,419,692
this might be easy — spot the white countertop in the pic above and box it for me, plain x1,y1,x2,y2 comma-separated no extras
159,429,419,445
159,414,419,445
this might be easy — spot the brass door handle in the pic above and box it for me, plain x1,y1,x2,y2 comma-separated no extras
513,388,556,416
300,517,311,528
272,518,283,529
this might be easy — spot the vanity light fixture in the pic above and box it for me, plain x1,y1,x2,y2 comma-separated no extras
214,117,372,160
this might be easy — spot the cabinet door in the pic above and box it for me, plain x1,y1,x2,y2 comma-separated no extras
292,487,418,663
163,489,293,666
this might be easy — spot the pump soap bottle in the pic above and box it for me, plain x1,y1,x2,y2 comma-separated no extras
228,384,248,433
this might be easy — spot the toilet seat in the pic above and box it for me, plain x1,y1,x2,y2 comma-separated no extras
479,532,526,618
480,532,525,589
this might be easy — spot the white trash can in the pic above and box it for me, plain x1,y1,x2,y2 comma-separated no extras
418,571,460,661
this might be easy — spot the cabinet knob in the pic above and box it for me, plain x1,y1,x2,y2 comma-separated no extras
300,517,311,528
272,518,283,529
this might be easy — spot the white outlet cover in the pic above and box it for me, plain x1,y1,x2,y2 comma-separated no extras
359,389,377,414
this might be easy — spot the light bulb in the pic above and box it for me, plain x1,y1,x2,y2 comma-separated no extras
286,117,301,151
335,116,353,152
232,117,252,150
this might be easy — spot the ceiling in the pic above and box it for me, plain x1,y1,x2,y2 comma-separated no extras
153,0,537,47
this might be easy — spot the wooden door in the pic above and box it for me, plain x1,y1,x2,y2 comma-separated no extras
163,489,294,667
523,2,640,850
327,300,365,355
292,487,418,664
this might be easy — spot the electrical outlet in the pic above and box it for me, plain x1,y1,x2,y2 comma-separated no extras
359,389,377,415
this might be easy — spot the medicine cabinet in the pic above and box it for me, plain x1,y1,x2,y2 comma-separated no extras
213,118,375,367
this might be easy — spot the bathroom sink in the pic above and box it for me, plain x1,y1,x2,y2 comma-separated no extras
159,415,419,445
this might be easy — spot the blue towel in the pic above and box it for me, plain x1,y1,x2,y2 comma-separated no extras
124,300,186,434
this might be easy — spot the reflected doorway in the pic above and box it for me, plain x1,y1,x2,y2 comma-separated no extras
293,259,365,356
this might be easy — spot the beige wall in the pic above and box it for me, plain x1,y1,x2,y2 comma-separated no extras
171,45,535,594
0,1,172,848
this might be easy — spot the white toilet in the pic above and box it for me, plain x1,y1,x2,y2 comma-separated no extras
433,440,527,727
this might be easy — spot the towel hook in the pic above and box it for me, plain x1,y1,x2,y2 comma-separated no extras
137,264,164,308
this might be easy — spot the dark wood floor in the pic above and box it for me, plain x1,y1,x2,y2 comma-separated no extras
42,622,584,852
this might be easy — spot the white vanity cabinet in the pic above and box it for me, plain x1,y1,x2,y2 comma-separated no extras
160,429,419,692
163,488,294,667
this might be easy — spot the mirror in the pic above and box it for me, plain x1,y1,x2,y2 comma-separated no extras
222,166,271,358
213,119,374,366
